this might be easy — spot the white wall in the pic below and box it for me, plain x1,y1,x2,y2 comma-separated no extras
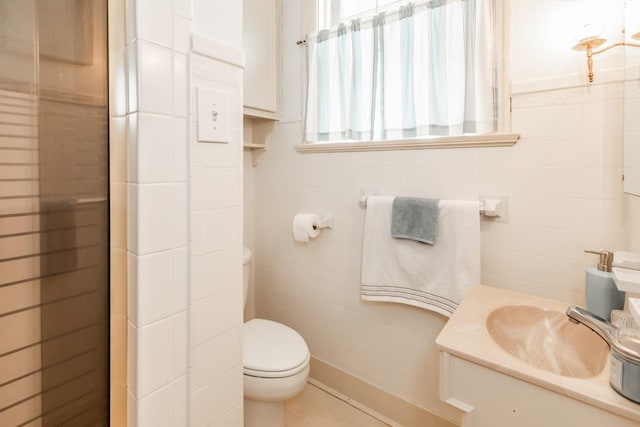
192,0,242,51
125,0,244,426
628,196,640,251
188,47,245,427
510,0,625,85
250,0,632,423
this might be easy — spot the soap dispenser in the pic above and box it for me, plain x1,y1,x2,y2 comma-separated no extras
585,249,625,321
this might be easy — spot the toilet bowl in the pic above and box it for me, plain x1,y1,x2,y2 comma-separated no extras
242,248,310,427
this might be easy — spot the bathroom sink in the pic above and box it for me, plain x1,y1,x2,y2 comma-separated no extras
486,305,609,378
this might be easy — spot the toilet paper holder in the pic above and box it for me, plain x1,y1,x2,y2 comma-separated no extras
313,215,333,230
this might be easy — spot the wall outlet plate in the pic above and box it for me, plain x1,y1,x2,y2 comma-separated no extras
196,87,229,143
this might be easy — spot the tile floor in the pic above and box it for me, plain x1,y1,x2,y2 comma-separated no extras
284,382,390,427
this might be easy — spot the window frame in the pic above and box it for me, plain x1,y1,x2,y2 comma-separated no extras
296,0,519,153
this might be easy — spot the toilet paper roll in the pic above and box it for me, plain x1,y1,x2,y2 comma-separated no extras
292,213,321,242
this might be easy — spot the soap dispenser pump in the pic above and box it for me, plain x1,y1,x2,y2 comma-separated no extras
585,249,625,321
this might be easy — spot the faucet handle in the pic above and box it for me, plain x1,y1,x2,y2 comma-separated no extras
585,249,614,272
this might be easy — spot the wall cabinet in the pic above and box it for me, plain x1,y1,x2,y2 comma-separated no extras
243,0,279,120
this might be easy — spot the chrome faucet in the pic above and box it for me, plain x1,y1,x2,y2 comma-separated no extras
566,305,616,347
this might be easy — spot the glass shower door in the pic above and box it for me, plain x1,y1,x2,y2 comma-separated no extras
0,1,110,425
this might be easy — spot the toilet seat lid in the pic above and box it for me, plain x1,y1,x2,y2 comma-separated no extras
243,319,309,378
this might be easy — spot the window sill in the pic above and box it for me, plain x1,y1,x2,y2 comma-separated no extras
295,133,521,153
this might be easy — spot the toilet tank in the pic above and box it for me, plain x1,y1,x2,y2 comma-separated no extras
243,247,252,307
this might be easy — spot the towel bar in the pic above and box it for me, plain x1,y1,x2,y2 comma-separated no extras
359,195,501,218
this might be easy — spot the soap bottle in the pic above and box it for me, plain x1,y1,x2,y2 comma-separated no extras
585,249,625,321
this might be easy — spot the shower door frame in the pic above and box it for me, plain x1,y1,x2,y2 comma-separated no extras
107,0,128,425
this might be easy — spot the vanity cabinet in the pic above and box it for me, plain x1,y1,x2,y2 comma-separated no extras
436,286,640,427
243,0,280,119
440,353,639,427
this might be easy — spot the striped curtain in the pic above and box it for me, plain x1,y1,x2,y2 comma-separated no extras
304,0,498,142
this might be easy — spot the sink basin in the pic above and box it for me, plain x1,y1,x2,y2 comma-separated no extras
486,305,609,378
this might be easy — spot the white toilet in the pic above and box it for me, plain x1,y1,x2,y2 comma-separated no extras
242,248,310,427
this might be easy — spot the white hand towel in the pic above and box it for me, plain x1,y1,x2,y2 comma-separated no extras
361,196,480,317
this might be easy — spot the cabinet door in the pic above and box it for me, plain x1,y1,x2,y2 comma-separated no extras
243,0,278,116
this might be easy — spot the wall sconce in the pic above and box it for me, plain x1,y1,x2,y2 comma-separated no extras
573,35,640,83
573,0,640,83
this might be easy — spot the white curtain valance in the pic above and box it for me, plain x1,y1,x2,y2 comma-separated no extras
304,0,498,143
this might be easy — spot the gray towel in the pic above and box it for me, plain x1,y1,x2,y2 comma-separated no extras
391,197,440,244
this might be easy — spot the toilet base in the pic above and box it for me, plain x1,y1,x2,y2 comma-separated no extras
244,397,284,427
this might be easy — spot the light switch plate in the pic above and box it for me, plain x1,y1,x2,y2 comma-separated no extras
196,87,229,143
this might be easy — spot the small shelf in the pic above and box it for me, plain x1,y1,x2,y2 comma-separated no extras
243,143,267,167
243,116,277,167
243,143,267,149
243,107,279,121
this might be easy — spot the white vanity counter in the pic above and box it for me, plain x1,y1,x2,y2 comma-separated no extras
436,285,640,426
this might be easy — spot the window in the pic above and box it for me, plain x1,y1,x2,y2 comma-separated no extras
318,0,413,30
303,0,511,148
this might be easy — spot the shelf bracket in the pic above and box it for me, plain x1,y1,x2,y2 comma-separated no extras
251,146,266,167
243,117,277,167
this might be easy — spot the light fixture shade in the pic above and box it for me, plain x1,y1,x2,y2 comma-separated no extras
577,0,605,41
627,0,640,41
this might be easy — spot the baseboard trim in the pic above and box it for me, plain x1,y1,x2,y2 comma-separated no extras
310,356,459,427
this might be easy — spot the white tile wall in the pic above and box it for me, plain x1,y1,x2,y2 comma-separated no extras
136,113,174,183
137,317,174,397
252,86,628,419
172,0,191,20
191,287,242,347
136,184,175,253
192,247,241,302
191,0,242,50
124,0,203,425
173,17,191,54
173,118,189,181
126,42,139,113
173,53,189,116
139,383,174,427
247,1,633,423
192,326,242,391
174,184,189,247
133,250,174,325
173,248,189,312
138,42,173,115
629,196,640,251
173,376,188,427
188,46,244,426
242,151,256,320
135,0,173,47
173,313,189,378
210,404,243,427
190,366,243,427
